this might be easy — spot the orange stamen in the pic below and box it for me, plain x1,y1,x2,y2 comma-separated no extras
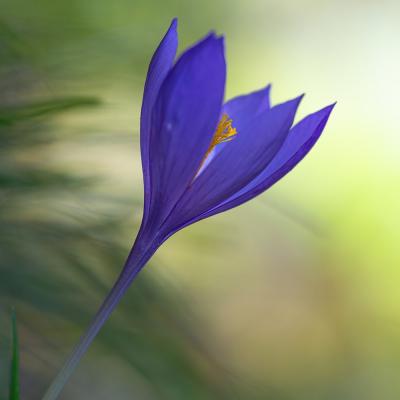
194,113,237,179
204,113,237,159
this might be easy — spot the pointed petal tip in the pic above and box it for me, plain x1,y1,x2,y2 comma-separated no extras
217,35,226,55
328,101,337,111
197,32,225,55
281,93,305,108
167,18,178,34
325,102,336,114
204,30,217,40
285,93,305,109
297,93,306,102
204,31,224,44
268,93,304,121
292,93,305,111
316,102,336,118
263,83,272,98
200,28,224,43
217,34,225,46
262,83,272,97
177,32,225,65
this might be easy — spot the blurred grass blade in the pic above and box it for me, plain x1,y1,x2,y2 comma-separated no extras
9,309,19,400
0,97,101,126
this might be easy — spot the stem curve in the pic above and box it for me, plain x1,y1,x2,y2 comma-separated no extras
42,239,158,400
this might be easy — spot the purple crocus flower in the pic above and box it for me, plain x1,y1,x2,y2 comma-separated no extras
43,18,334,399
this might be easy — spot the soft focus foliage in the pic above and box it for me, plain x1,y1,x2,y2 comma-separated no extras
0,0,399,399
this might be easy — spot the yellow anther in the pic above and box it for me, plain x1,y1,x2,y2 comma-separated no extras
205,113,237,159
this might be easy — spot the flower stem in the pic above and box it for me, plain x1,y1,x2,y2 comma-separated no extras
42,241,157,400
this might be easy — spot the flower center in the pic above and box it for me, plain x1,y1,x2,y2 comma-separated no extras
193,113,237,180
205,113,237,159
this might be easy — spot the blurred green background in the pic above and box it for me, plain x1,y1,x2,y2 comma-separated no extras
1,0,399,399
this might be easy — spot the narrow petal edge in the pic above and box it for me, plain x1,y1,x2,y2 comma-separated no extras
140,18,178,224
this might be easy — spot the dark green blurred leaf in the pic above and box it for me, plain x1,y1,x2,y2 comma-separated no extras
9,309,19,400
0,169,93,190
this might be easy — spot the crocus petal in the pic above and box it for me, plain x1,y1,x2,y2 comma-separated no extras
198,85,272,174
164,95,303,229
198,103,336,220
140,19,178,224
147,34,226,230
223,85,271,130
